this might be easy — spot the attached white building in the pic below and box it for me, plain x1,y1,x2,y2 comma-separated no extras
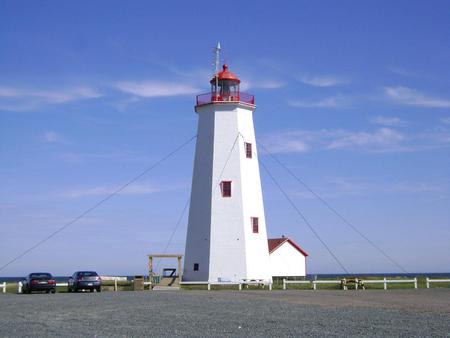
268,237,308,277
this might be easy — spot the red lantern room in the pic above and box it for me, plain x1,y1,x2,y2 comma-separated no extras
210,64,241,101
196,64,255,106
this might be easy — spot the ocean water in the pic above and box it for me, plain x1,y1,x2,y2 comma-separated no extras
1,272,450,283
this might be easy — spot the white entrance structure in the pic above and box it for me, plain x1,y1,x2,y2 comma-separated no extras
268,237,308,277
183,60,272,283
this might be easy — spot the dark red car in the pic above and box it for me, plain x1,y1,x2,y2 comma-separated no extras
22,272,56,294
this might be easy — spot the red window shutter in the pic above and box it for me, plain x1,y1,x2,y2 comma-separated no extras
251,217,259,233
220,181,232,197
245,142,252,158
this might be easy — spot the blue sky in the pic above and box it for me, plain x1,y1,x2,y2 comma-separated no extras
1,0,449,276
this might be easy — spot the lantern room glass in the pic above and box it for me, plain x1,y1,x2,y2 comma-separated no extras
212,80,240,101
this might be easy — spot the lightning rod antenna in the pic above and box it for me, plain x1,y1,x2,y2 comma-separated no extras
214,42,221,100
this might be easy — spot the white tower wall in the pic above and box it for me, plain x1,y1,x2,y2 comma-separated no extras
183,102,272,283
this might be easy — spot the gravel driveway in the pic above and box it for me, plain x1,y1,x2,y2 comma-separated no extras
0,289,449,337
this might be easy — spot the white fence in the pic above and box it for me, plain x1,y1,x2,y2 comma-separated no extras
2,276,449,293
426,277,450,288
283,277,418,290
362,278,417,290
180,281,272,291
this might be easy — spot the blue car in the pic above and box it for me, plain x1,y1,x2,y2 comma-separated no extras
68,271,102,292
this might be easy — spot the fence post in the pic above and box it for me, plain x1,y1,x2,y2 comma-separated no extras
207,283,211,291
283,279,286,290
355,278,358,290
426,277,430,289
18,281,23,294
269,283,272,291
414,277,418,289
238,283,242,291
1,282,5,293
313,281,317,290
114,277,118,291
383,277,387,290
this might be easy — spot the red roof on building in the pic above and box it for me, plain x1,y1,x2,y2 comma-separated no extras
210,64,241,84
268,237,308,257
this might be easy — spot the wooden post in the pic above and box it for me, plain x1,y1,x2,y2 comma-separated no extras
414,277,418,289
1,282,5,293
178,255,183,282
383,277,387,290
313,281,317,290
269,283,272,291
238,283,242,291
355,278,359,290
283,279,286,290
114,277,118,291
18,281,22,294
148,256,154,289
426,277,430,289
207,283,211,291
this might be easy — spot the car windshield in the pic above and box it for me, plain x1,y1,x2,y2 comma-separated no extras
30,273,52,279
79,271,98,277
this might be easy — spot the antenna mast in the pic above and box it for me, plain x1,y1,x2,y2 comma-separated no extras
214,42,221,100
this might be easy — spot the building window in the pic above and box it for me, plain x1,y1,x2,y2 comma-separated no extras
220,181,232,197
251,217,259,233
245,142,252,158
193,263,199,271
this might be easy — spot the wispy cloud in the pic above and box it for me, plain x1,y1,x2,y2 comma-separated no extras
370,116,407,127
385,86,450,108
387,66,418,78
0,86,102,112
263,128,411,154
327,128,405,151
288,96,348,108
63,183,161,198
0,86,102,103
290,176,446,199
44,131,66,144
114,81,200,98
300,76,348,87
263,124,450,154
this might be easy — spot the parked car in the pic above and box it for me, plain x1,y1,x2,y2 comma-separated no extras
68,271,102,292
22,272,56,294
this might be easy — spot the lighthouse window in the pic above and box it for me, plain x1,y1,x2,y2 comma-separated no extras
220,181,232,197
251,217,259,233
245,143,252,158
193,263,199,271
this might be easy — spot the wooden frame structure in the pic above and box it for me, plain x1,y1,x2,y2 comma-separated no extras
147,254,183,289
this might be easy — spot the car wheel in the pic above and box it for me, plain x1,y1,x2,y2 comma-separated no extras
51,289,56,294
97,287,101,292
90,288,94,293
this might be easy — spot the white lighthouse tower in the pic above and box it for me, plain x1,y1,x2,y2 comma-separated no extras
183,48,272,283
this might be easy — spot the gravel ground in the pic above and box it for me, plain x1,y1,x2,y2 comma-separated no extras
0,289,449,337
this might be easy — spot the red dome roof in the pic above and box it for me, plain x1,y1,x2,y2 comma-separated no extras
210,64,241,84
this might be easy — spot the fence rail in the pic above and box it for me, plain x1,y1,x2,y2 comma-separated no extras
283,277,419,290
2,276,449,294
180,281,272,290
426,277,450,288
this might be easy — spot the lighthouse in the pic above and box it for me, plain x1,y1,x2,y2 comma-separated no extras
183,48,272,283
